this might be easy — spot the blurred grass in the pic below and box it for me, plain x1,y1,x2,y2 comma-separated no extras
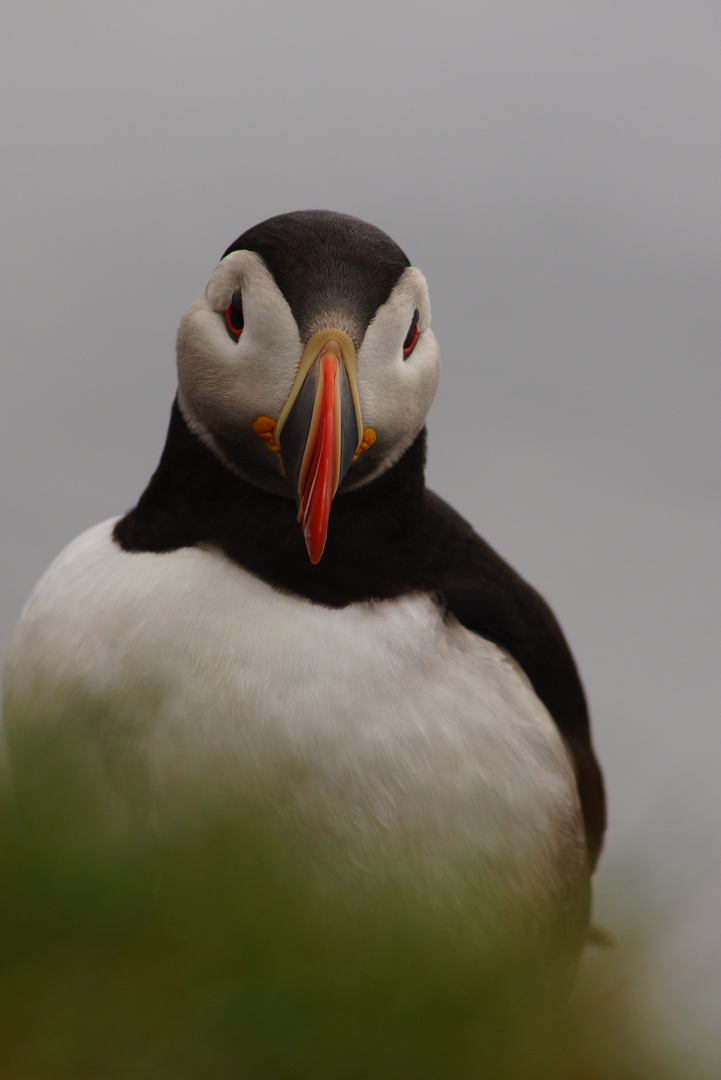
0,728,713,1079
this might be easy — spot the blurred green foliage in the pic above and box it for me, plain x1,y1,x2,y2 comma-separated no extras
0,729,711,1080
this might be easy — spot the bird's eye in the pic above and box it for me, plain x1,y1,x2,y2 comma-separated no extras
224,288,244,341
402,309,420,359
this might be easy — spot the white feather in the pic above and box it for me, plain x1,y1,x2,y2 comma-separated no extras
3,519,586,929
175,257,441,493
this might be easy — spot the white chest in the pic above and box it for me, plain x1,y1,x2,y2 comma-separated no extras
4,520,587,924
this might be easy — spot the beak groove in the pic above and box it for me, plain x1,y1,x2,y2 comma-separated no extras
297,350,340,563
275,330,362,564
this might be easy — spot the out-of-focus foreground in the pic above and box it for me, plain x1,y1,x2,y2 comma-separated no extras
0,728,714,1080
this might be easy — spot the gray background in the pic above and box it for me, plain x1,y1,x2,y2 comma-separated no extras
2,0,719,1061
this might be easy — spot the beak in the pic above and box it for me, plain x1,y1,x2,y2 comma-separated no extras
275,329,363,564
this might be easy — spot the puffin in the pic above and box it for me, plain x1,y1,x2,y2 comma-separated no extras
3,210,604,956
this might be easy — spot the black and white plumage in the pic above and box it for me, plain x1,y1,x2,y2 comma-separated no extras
3,211,604,954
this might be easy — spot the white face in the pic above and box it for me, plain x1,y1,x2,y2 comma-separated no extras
176,249,441,496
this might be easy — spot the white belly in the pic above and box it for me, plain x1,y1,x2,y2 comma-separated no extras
3,519,586,931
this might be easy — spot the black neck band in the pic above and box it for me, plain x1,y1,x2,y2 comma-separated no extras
114,402,428,606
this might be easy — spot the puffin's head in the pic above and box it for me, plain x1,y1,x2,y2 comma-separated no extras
176,210,440,563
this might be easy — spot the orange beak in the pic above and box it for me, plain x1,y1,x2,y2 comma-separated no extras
275,329,363,564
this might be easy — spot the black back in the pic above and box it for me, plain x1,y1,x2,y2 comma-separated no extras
115,403,606,868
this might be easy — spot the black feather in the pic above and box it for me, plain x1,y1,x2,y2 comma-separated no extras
114,402,605,866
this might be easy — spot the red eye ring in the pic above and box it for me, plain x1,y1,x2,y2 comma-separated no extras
224,288,244,341
402,324,419,358
402,310,420,359
224,305,242,339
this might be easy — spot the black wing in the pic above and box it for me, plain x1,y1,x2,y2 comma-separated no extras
116,412,605,867
421,491,606,869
